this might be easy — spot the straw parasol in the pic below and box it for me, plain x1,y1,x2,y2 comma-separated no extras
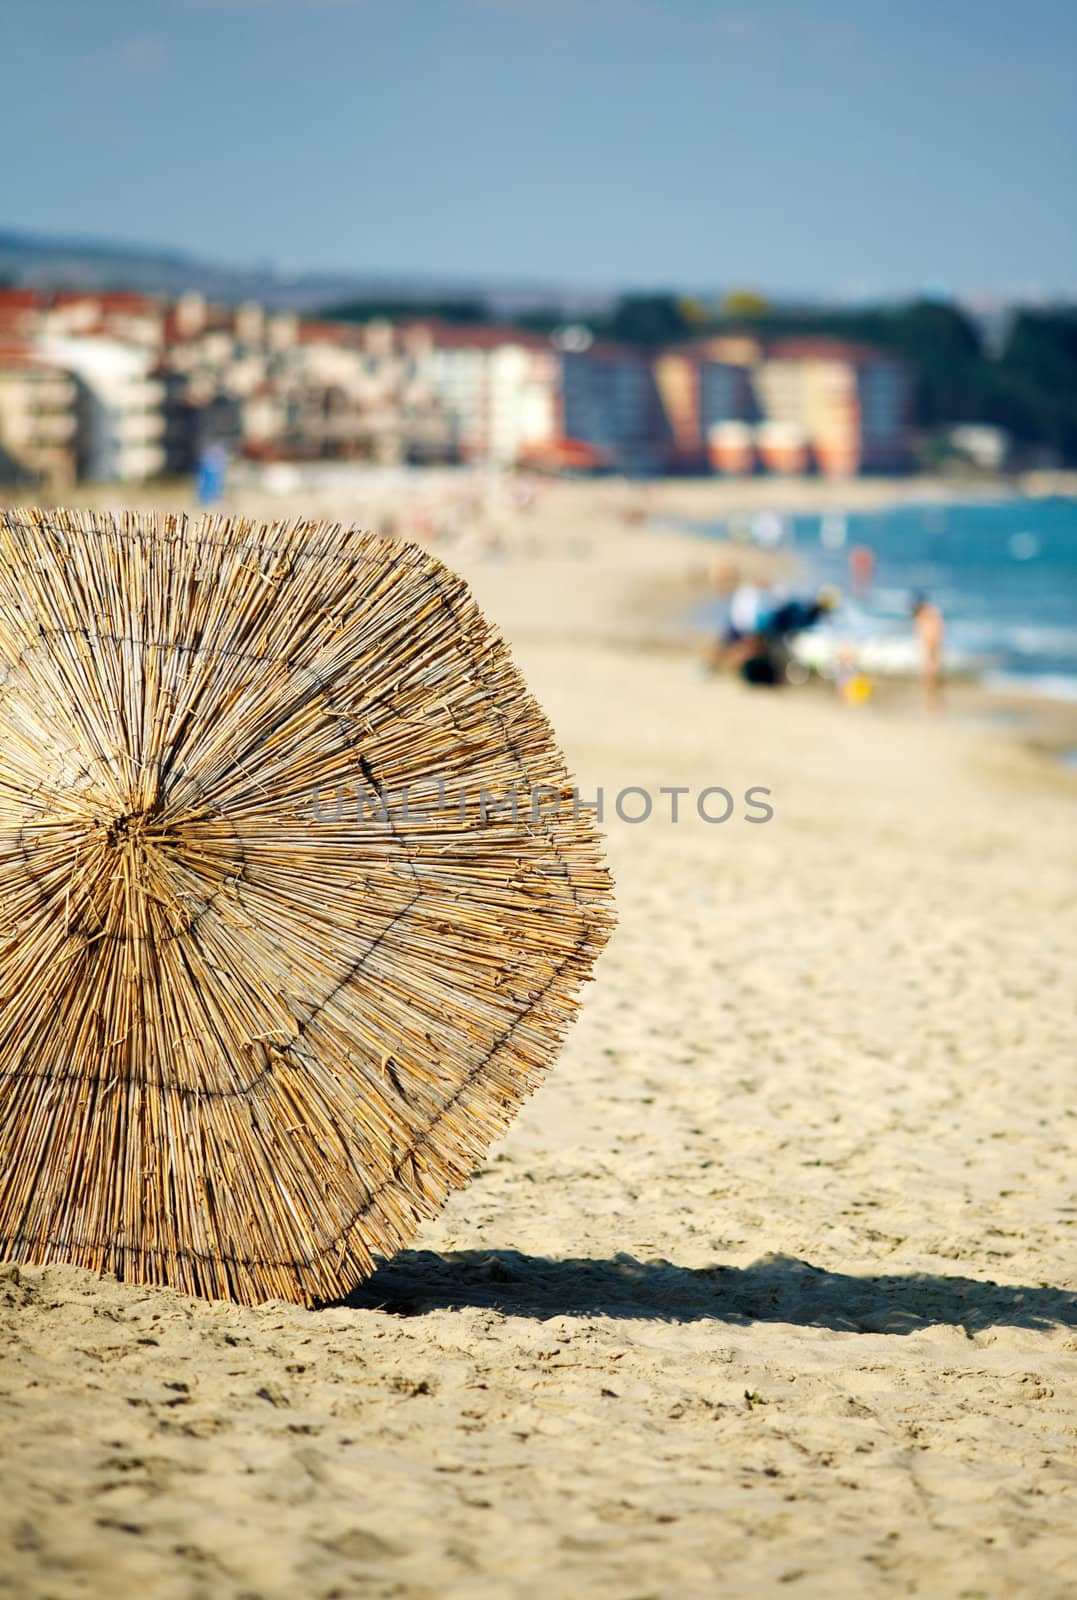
0,507,614,1305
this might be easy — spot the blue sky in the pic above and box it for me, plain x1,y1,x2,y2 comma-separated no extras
6,0,1076,296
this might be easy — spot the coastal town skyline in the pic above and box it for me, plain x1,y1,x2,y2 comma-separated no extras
7,0,1076,300
0,285,915,487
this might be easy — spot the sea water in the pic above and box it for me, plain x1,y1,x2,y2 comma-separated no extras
693,495,1077,699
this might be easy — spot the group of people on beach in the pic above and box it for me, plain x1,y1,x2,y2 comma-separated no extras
705,565,839,686
706,556,945,709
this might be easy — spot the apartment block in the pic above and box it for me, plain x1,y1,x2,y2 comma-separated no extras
654,340,760,469
407,324,559,465
0,345,78,488
559,343,667,471
36,336,166,482
757,338,910,475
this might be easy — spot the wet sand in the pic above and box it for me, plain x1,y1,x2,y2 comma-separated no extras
1,478,1075,1599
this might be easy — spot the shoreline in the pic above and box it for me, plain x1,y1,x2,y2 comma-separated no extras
10,468,1077,770
633,467,1077,524
634,487,1077,772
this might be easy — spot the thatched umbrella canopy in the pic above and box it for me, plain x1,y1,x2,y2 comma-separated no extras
0,508,613,1305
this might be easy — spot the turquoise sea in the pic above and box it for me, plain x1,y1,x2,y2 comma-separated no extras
691,494,1077,700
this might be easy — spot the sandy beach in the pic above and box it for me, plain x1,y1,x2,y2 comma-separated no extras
1,476,1075,1599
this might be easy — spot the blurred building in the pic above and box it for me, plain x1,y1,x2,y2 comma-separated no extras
0,288,913,480
652,334,910,476
653,339,760,470
407,324,558,464
0,344,78,488
0,289,44,342
757,338,910,475
559,344,668,471
707,421,757,474
944,423,1011,471
42,291,165,348
36,336,166,481
159,369,244,475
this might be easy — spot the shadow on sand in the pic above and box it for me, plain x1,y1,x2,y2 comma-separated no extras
338,1249,1077,1335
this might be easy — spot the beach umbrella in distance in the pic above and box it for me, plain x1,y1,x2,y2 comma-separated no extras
0,508,614,1305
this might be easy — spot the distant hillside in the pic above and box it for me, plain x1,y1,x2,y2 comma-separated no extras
0,227,615,317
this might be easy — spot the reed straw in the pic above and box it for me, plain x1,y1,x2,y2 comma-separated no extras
0,508,615,1304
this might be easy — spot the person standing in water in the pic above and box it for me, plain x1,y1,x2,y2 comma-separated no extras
911,594,944,710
